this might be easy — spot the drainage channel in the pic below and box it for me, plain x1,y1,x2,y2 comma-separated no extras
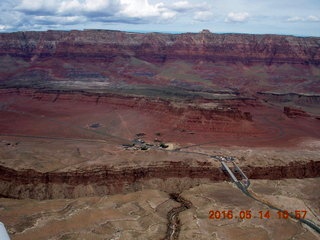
164,193,193,240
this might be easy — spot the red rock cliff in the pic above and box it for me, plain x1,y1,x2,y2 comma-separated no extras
0,30,319,64
0,160,319,200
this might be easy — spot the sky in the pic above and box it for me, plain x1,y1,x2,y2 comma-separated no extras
0,0,320,36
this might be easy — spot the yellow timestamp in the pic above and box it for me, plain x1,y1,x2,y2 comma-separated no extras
208,210,307,220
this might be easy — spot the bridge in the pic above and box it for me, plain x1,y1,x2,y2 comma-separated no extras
212,155,250,189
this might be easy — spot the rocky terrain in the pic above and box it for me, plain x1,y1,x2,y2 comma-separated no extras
0,30,319,64
0,30,319,239
0,154,319,200
1,178,319,240
0,30,319,94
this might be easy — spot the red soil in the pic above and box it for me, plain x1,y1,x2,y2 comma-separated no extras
0,89,319,148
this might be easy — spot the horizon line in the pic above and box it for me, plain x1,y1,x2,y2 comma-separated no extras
0,28,319,38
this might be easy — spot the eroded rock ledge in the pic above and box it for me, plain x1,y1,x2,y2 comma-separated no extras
0,30,319,65
0,88,255,134
0,160,319,200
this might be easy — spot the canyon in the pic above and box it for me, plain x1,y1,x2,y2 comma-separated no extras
0,30,319,239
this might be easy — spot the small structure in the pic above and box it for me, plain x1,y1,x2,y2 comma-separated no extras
221,161,238,183
213,155,250,189
232,161,250,188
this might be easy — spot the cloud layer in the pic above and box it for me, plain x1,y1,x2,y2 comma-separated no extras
287,15,320,22
0,0,319,36
15,0,177,24
225,12,249,22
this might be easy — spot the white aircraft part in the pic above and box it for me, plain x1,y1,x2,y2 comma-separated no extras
0,222,10,240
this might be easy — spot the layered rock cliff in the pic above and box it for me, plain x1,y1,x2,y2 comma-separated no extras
0,160,319,200
0,88,254,123
0,30,319,64
0,30,319,202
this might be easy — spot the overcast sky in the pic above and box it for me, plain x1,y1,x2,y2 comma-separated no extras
0,0,320,36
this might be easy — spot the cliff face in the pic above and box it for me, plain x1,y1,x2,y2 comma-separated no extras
0,30,319,202
0,30,319,64
258,92,320,105
0,160,319,200
0,30,319,97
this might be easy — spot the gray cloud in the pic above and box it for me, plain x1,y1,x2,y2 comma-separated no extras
171,1,209,13
287,15,320,22
5,0,212,30
225,12,249,23
0,0,177,31
193,11,213,22
14,0,177,22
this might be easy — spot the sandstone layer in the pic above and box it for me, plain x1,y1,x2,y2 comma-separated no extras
0,30,319,96
0,30,319,64
0,159,319,200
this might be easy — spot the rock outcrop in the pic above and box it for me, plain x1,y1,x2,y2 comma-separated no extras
0,88,254,126
258,92,320,106
283,106,311,118
0,30,319,64
0,160,319,200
